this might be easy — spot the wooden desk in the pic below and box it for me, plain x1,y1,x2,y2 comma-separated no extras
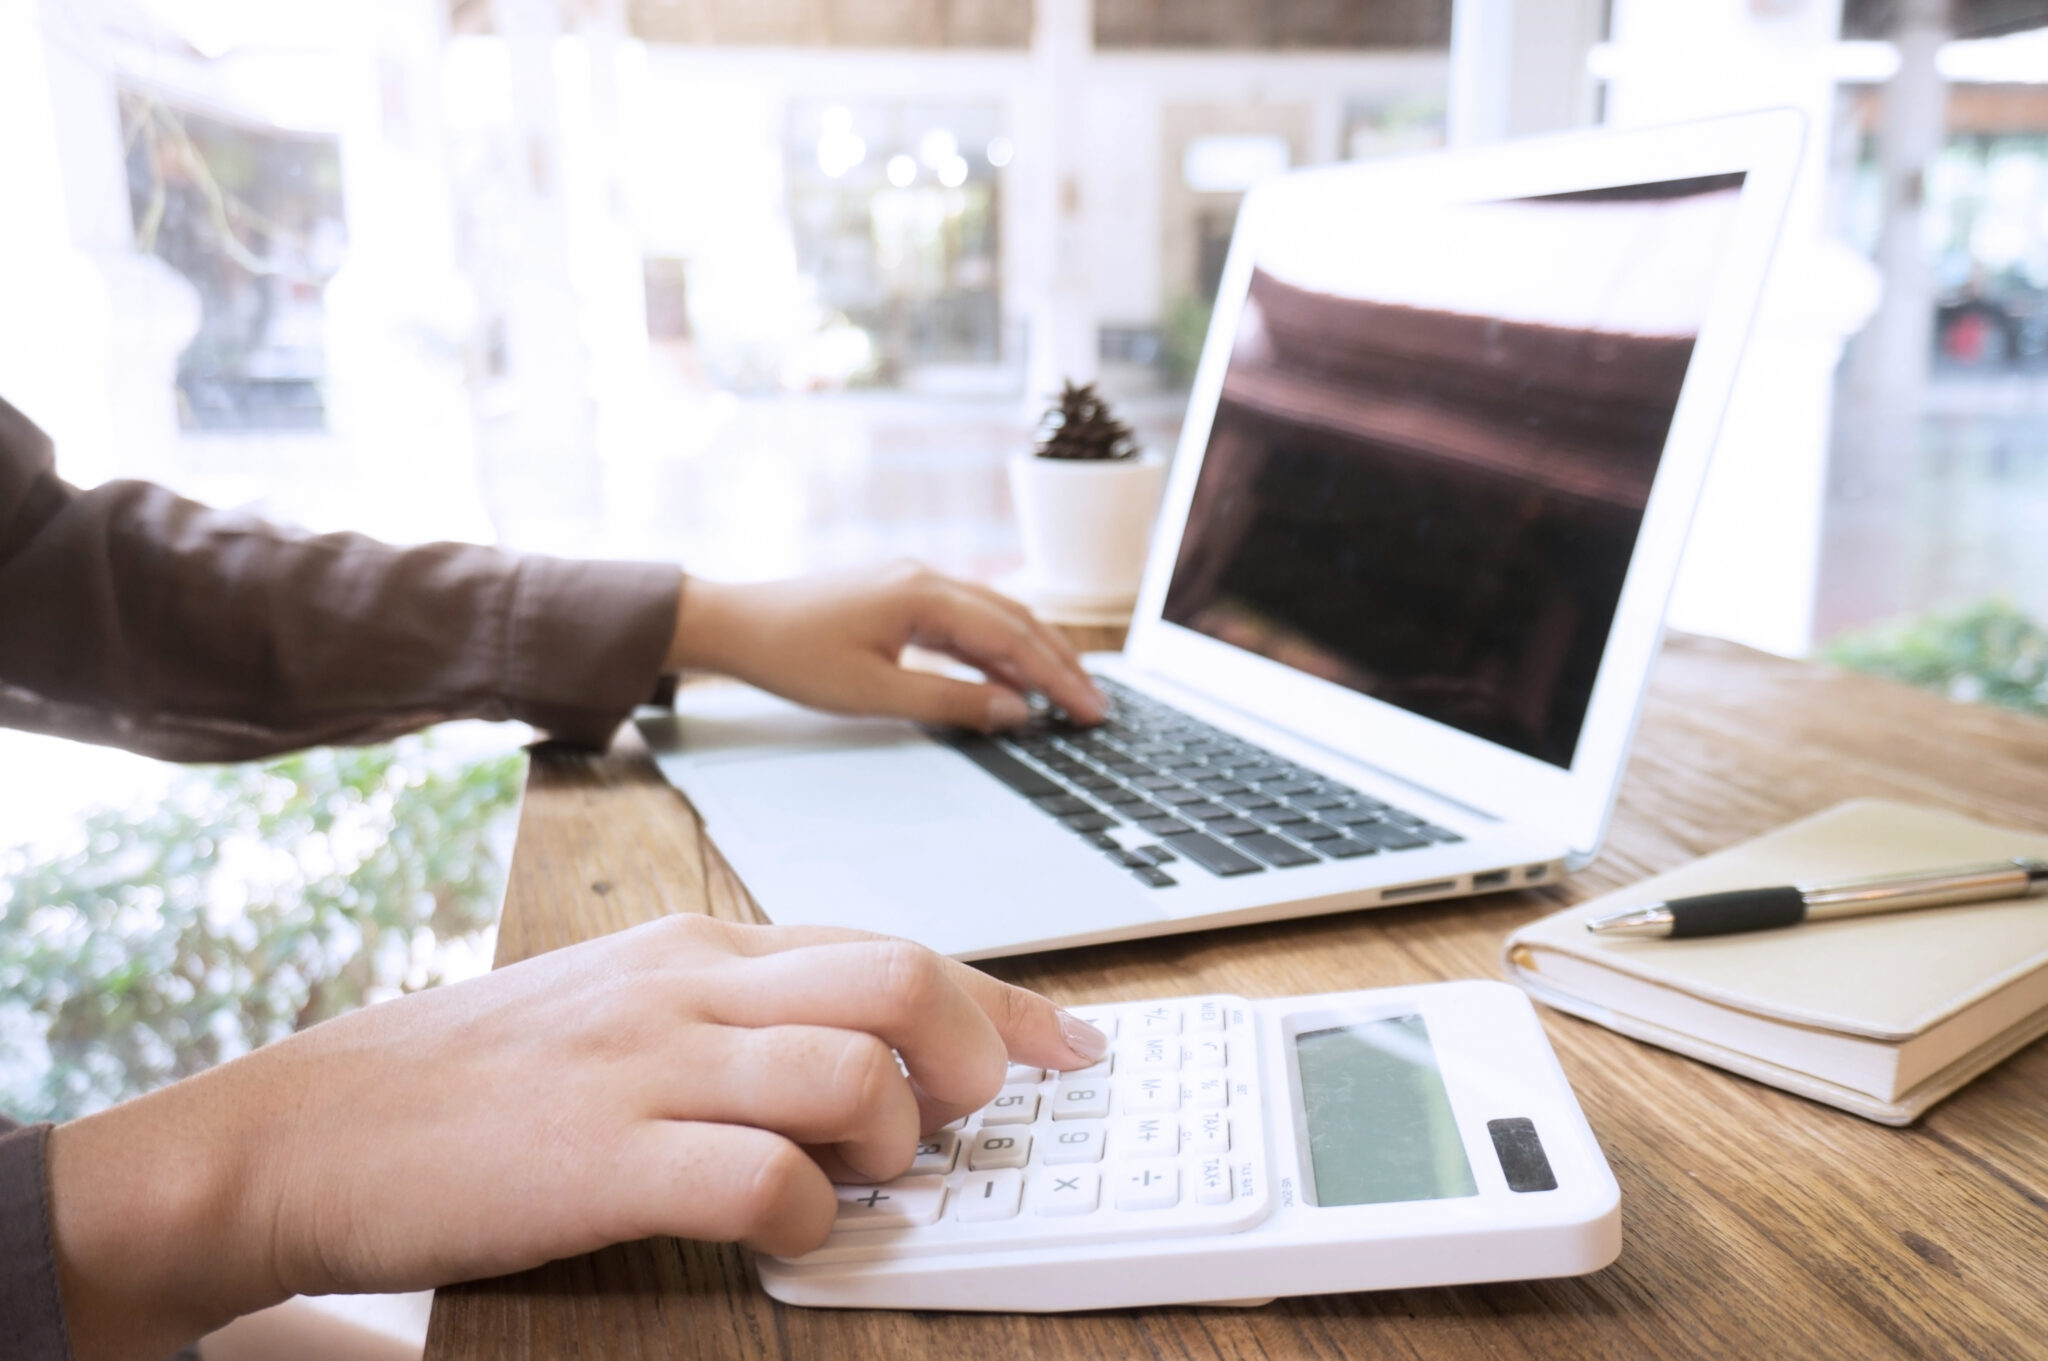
426,634,2048,1359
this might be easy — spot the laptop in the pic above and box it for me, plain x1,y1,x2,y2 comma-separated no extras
641,110,1803,961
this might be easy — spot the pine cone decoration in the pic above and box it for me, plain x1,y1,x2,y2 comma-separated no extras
1035,380,1138,461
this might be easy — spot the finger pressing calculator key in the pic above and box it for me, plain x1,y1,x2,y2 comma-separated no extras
760,983,1620,1313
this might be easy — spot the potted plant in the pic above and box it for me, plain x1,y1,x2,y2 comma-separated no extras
1007,380,1169,618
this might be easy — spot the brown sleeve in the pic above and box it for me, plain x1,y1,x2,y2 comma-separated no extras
0,396,681,761
0,1119,70,1361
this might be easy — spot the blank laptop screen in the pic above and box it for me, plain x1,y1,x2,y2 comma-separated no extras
1161,173,1747,769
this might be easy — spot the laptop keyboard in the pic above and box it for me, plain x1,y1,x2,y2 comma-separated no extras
937,677,1462,890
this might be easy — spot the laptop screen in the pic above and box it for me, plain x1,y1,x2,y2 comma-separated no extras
1160,173,1747,769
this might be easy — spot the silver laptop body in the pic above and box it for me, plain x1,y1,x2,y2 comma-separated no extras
642,111,1803,960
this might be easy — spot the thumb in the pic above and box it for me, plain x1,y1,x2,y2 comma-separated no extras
862,663,1033,731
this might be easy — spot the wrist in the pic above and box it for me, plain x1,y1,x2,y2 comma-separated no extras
664,574,746,675
48,1068,286,1359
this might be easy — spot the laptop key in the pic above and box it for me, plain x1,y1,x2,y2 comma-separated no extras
1233,832,1321,868
1063,812,1118,834
1352,823,1431,851
1292,794,1350,811
1138,844,1177,864
1223,791,1279,811
1162,831,1265,877
1035,794,1097,818
1137,816,1192,837
1212,818,1265,837
1182,803,1237,823
1321,838,1379,859
1291,822,1345,841
1418,824,1466,844
1135,775,1182,790
1098,786,1147,805
950,737,1063,799
1132,865,1177,888
1154,787,1208,806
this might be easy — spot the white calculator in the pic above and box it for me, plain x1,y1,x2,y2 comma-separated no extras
757,979,1620,1311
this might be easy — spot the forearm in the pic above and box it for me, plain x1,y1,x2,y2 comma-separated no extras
0,398,681,759
47,1072,284,1361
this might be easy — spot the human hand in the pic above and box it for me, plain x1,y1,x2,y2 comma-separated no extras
664,561,1108,730
48,916,1109,1361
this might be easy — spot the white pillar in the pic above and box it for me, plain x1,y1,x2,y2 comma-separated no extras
322,0,494,544
1840,0,1948,493
1449,0,1603,146
1020,0,1098,410
1604,0,1869,659
0,0,198,485
480,0,600,532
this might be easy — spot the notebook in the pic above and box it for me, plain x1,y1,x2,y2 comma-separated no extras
1502,799,2048,1124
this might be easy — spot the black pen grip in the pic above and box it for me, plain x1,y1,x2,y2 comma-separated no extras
1666,887,1807,937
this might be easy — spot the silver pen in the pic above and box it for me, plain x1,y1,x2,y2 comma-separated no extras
1585,857,2048,939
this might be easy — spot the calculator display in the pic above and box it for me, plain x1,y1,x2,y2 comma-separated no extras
1295,1015,1478,1206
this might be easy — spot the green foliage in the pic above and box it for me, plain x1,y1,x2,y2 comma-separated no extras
1822,600,2048,718
1160,294,1215,389
0,736,522,1123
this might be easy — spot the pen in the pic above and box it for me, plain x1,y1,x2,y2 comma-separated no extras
1584,857,2048,939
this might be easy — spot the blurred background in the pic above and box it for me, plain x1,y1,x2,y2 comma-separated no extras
1,0,2046,1338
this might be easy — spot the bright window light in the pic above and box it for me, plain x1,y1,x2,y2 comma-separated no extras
1182,134,1290,194
938,155,969,188
918,128,958,171
986,135,1014,168
887,153,917,187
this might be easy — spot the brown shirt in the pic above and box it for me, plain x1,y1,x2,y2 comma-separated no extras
0,394,683,1356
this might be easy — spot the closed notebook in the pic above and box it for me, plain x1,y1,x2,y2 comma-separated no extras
1502,799,2048,1125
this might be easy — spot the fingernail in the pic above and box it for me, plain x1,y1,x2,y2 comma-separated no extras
1057,1009,1110,1062
1087,681,1109,717
988,691,1031,728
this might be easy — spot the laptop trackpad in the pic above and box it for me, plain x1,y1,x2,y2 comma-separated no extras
706,744,998,844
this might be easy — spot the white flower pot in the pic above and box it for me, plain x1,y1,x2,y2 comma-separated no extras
1008,452,1170,607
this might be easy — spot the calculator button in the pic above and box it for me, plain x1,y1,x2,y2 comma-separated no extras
967,1130,1032,1171
908,1130,960,1176
1122,1074,1181,1115
1186,1074,1229,1109
1005,1063,1045,1084
1050,1080,1112,1120
834,1177,946,1229
1114,1165,1180,1211
1123,1036,1180,1072
955,1170,1024,1222
1191,999,1226,1033
1195,1156,1233,1205
1033,1170,1102,1216
1135,1005,1181,1035
1116,1116,1179,1158
981,1085,1041,1126
1072,1012,1118,1040
1063,1054,1113,1079
1185,1111,1230,1154
1184,1038,1226,1069
1042,1122,1107,1164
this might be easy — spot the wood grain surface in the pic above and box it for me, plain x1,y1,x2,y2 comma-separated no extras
426,634,2048,1361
